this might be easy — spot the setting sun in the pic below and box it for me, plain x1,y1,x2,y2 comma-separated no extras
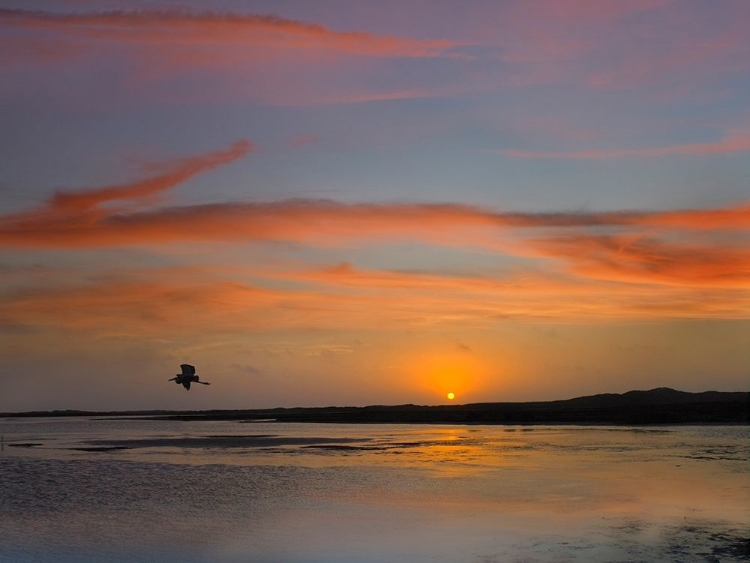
406,350,488,404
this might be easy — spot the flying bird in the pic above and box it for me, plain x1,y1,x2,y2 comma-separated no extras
169,364,210,390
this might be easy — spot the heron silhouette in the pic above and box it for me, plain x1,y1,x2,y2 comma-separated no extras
169,364,210,390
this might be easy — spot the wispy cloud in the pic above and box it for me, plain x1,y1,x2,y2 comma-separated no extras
529,234,750,288
504,0,673,23
3,259,746,338
287,134,320,149
283,88,455,106
493,0,748,93
0,8,461,60
0,140,253,245
505,131,750,159
51,140,253,212
3,2,746,109
0,8,470,107
1,156,749,248
634,202,750,230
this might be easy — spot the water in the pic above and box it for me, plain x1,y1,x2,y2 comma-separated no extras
1,418,748,562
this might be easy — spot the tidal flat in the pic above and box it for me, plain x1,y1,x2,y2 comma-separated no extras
1,418,748,562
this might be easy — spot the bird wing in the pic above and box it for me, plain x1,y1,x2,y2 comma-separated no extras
182,380,191,390
180,364,195,376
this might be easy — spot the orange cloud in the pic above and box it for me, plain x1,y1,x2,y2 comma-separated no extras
2,171,749,249
505,132,750,159
484,0,749,94
0,199,486,248
0,280,287,335
530,234,750,288
52,140,253,212
0,8,460,60
279,261,750,314
0,198,623,249
1,141,747,307
634,202,750,230
0,140,253,242
3,260,747,339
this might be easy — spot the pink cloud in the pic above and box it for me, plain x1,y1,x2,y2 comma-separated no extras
0,8,461,60
0,8,472,107
288,134,321,148
584,24,750,92
505,132,750,159
492,0,748,93
504,0,673,23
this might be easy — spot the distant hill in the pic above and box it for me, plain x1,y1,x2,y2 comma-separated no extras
245,387,749,425
3,388,748,425
443,387,750,424
550,387,749,408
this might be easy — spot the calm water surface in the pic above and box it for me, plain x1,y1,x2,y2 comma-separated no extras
0,418,748,562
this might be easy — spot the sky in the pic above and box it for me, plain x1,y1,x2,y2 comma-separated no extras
0,0,748,411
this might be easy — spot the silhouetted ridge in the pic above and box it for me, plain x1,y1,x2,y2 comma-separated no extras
546,387,746,409
3,388,748,424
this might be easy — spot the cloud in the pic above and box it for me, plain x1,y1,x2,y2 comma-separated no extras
0,8,470,106
288,134,320,148
583,23,750,92
51,140,253,212
529,234,750,288
0,142,746,314
505,116,602,142
634,202,750,230
505,132,750,159
231,363,262,375
288,259,750,318
274,254,750,300
0,140,253,244
0,279,283,334
0,8,460,60
2,168,749,248
2,260,747,338
492,1,748,92
504,0,673,23
3,3,746,108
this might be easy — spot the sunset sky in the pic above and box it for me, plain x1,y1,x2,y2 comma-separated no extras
1,0,748,411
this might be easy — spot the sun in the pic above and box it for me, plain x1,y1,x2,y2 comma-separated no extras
447,392,455,400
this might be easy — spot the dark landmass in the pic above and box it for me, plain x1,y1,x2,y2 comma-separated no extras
2,388,748,425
